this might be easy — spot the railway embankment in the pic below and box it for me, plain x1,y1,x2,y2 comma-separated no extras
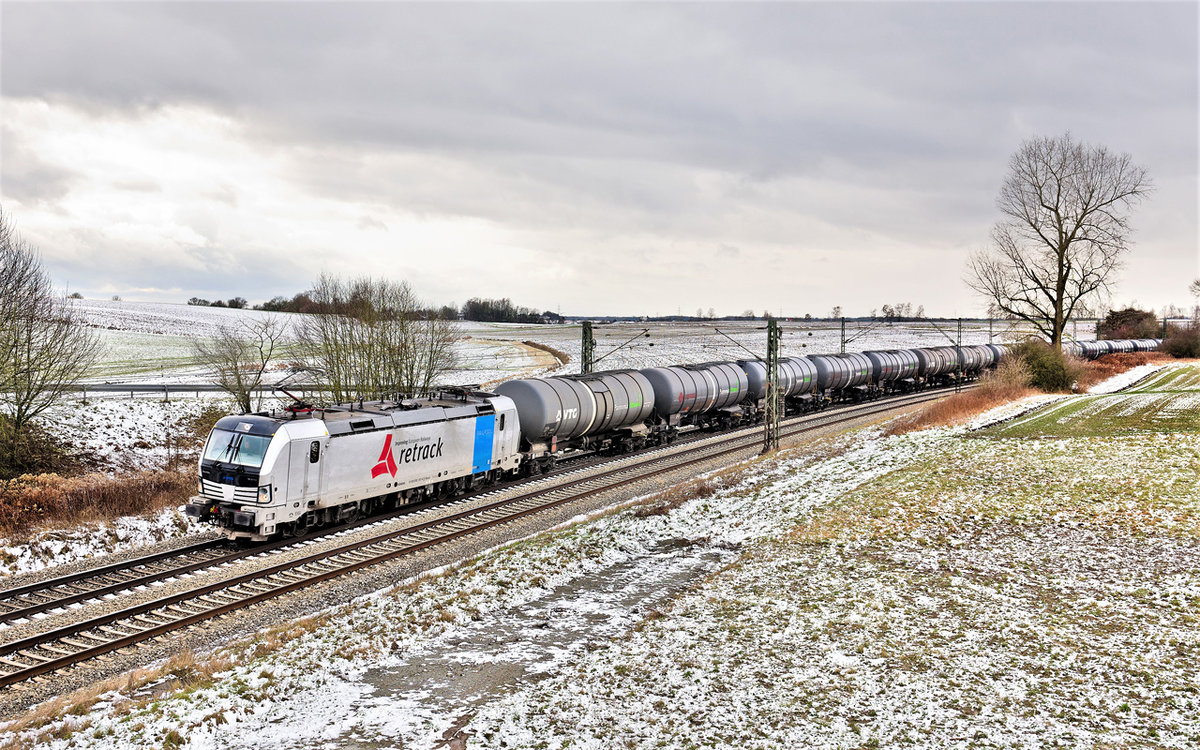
3,365,1198,748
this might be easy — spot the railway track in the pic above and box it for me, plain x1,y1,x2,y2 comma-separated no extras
0,385,961,688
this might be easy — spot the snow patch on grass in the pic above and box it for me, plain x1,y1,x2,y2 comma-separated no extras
0,506,201,578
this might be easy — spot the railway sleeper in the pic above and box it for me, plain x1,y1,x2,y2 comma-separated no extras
0,655,32,669
37,644,74,656
171,601,214,614
17,649,52,663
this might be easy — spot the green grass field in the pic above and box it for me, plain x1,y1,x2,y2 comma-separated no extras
981,364,1200,439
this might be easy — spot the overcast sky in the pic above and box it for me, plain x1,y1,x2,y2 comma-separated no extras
1,1,1196,317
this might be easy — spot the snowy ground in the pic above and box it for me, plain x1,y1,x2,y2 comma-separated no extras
6,363,1196,749
0,507,202,579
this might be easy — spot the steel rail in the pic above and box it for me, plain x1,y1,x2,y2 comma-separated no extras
0,383,923,624
0,385,960,687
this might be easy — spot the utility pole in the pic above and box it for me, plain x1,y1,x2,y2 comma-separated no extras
955,318,963,394
581,321,595,374
840,317,846,354
763,318,781,454
988,317,993,344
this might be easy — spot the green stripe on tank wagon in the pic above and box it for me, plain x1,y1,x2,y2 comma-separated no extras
731,385,739,392
630,401,641,408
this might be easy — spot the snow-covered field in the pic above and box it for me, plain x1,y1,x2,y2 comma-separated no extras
75,299,1089,383
7,364,1196,749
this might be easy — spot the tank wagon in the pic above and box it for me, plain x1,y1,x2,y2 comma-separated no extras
494,369,655,468
188,338,1155,541
640,362,750,431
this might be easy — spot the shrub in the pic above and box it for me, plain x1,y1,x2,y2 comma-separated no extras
1162,324,1200,358
0,470,194,539
0,416,78,479
1007,340,1082,392
1097,307,1160,339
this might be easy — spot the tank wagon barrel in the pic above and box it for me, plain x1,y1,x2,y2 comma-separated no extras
494,369,654,453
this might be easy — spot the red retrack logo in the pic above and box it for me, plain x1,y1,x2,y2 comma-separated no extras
371,433,398,478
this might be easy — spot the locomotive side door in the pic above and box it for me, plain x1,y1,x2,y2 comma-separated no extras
287,437,324,505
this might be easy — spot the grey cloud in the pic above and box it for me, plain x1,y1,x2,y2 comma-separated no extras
2,2,1195,314
356,215,388,231
0,125,78,206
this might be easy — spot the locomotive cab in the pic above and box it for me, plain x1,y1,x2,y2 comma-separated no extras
185,414,306,541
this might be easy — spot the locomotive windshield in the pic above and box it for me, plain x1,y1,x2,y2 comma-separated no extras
202,429,271,468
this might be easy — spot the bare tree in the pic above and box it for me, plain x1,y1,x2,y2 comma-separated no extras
0,208,102,470
830,305,842,319
297,275,459,403
1189,279,1200,299
967,133,1152,351
192,318,287,414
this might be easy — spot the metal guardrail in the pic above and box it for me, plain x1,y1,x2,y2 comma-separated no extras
70,383,327,399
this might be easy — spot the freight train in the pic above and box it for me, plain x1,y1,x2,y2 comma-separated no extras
185,338,1160,541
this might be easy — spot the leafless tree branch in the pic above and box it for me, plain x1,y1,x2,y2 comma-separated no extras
966,133,1152,350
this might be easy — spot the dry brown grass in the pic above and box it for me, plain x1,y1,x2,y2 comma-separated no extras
522,340,571,364
632,466,745,518
886,358,1036,436
885,383,1038,436
0,470,194,541
1075,351,1171,391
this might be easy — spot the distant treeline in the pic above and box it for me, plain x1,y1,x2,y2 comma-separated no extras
188,296,248,309
460,297,562,324
188,292,564,324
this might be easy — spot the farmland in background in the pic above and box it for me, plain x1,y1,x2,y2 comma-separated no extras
74,299,1098,385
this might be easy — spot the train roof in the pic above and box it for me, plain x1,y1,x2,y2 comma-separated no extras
223,388,505,438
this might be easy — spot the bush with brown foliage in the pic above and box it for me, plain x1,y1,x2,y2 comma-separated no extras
1162,323,1200,358
0,470,194,540
1097,307,1160,340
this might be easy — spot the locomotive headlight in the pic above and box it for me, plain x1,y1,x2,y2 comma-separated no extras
258,485,272,504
